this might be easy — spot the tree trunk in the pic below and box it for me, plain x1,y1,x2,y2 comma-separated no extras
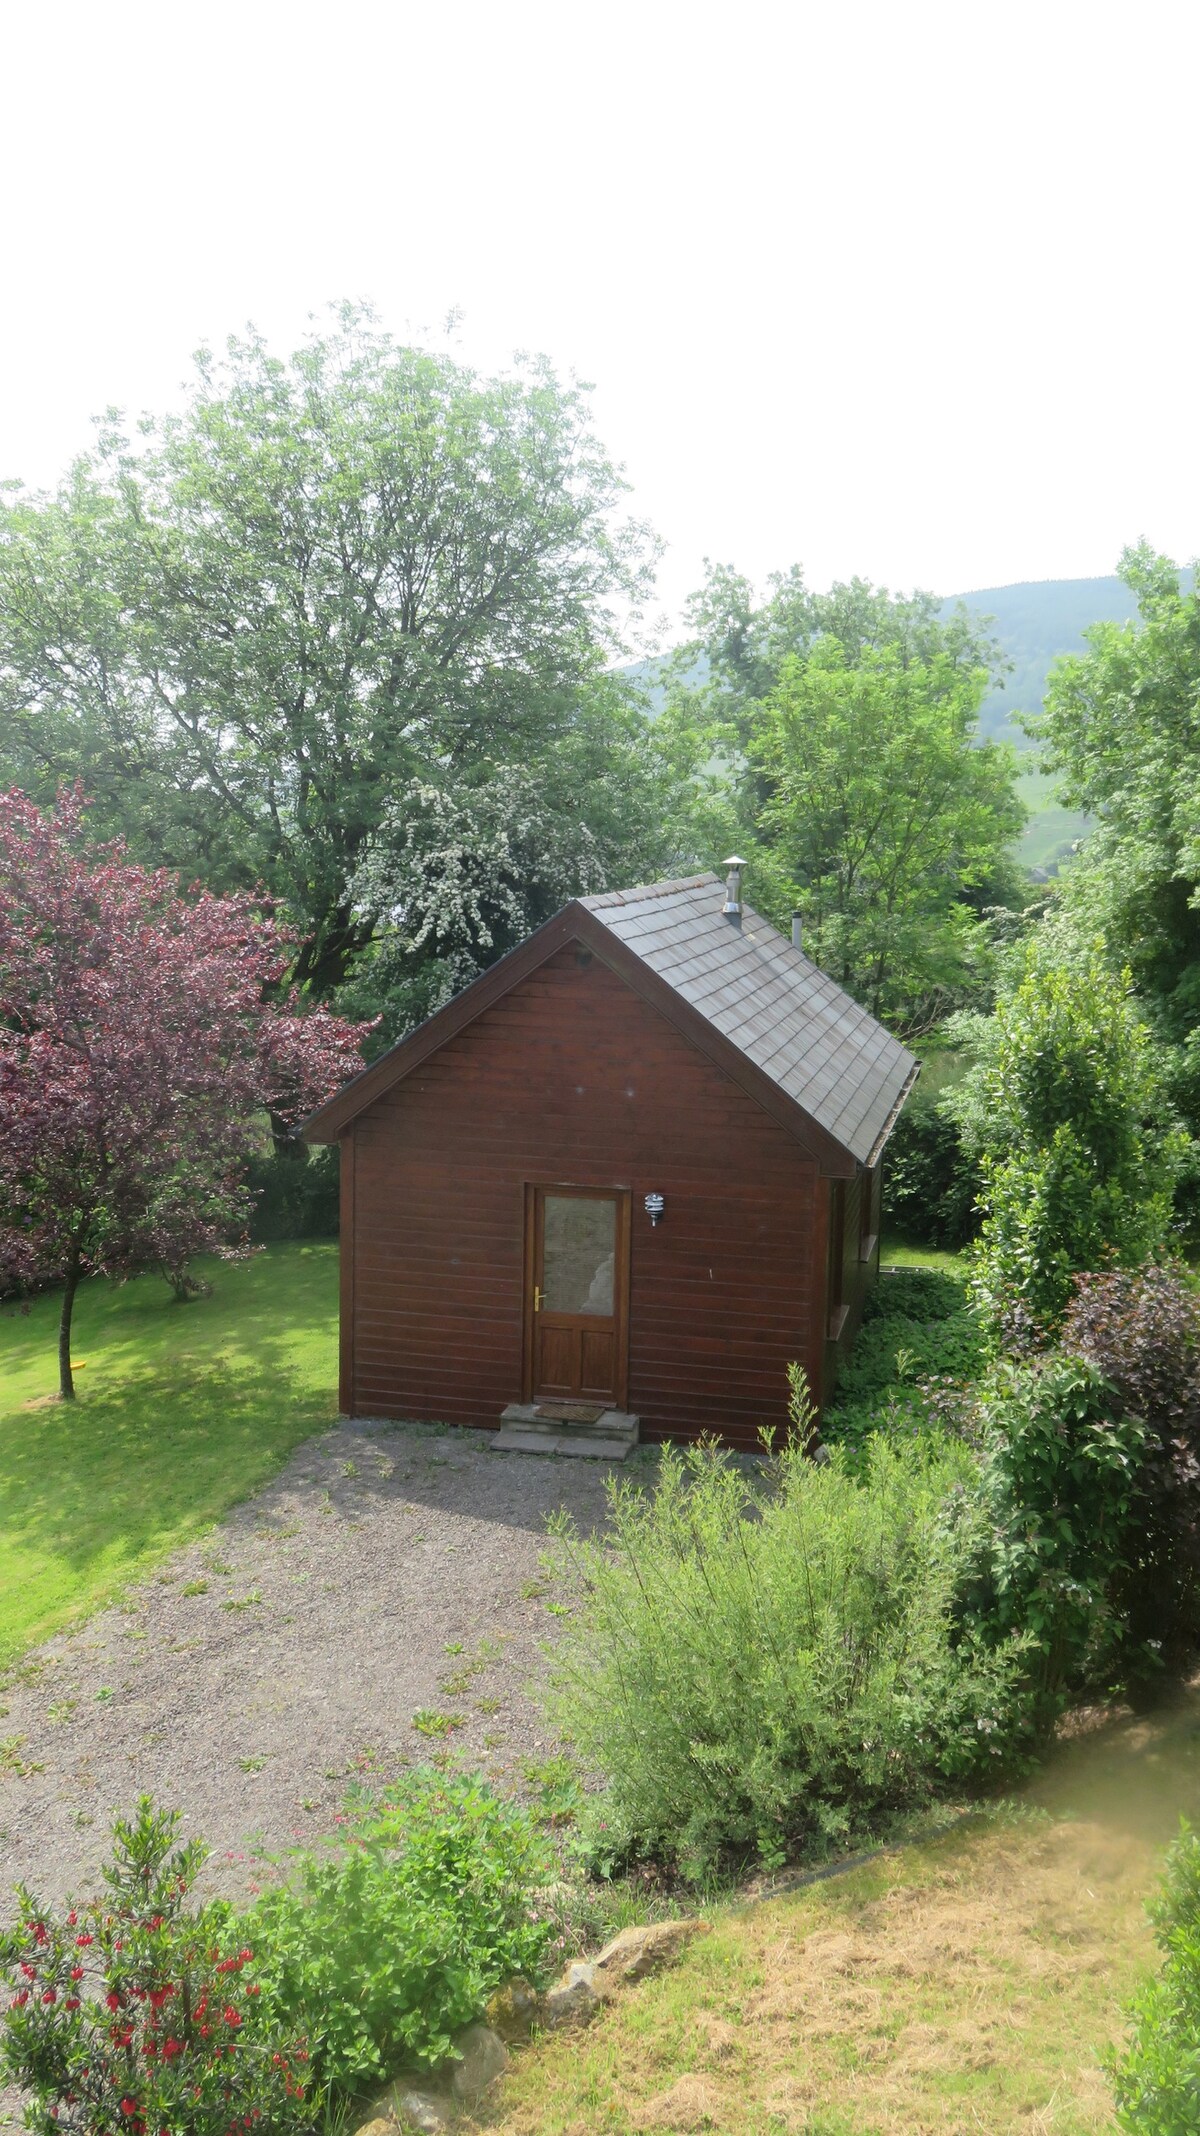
58,1253,81,1400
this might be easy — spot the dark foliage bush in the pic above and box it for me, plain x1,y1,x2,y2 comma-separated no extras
1112,1821,1200,2132
882,1101,981,1249
1061,1263,1200,1662
247,1145,340,1242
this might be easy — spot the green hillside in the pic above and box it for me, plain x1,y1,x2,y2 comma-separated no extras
946,575,1140,747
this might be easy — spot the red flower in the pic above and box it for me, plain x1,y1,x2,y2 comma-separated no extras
222,2006,241,2028
120,2099,139,2117
106,1991,122,2012
70,1966,84,1981
75,1934,94,1947
64,1998,81,2011
10,1991,28,2008
41,1988,57,2005
19,1963,37,1980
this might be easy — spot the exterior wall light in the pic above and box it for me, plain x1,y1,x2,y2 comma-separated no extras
644,1193,665,1226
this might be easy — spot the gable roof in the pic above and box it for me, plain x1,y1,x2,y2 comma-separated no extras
303,872,918,1170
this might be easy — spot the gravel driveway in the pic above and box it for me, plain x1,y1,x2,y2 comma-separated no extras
0,1419,634,1915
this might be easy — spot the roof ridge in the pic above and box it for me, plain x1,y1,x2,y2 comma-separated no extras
580,872,718,910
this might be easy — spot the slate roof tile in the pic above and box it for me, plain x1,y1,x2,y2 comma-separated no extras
581,873,917,1166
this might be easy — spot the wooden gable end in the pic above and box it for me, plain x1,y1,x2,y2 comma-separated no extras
341,941,829,1447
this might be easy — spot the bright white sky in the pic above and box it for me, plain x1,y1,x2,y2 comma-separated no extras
3,0,1197,642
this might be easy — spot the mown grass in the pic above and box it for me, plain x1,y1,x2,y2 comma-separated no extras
0,1245,339,1667
470,1699,1200,2135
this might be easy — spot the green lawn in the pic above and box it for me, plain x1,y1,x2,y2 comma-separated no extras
0,1244,339,1668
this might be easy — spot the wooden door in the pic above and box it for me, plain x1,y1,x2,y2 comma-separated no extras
526,1187,630,1408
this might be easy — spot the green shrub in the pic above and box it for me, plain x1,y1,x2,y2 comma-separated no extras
822,1266,985,1464
946,949,1182,1348
1113,1823,1200,2133
971,1354,1150,1729
0,1797,312,2136
883,1098,981,1248
547,1435,1030,1880
246,1770,556,2093
247,1144,340,1242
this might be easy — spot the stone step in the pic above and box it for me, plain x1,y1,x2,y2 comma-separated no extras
493,1404,640,1460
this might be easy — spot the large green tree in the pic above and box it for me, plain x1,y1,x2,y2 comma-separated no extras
667,565,1024,1029
0,310,663,995
1034,543,1200,1042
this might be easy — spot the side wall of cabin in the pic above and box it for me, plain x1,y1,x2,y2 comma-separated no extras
340,942,830,1450
822,1158,883,1398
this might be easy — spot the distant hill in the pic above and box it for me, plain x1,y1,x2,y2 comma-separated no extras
627,576,1145,742
944,576,1141,747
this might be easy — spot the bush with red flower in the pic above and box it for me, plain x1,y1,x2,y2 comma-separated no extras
0,1799,314,2136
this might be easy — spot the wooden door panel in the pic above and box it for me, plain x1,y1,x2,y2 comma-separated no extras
579,1326,615,1396
535,1323,576,1395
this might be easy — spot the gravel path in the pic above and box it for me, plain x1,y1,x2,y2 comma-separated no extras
0,1419,634,1915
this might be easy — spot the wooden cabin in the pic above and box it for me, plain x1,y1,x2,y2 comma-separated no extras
303,867,917,1452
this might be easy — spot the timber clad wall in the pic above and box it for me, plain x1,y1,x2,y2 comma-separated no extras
344,944,826,1449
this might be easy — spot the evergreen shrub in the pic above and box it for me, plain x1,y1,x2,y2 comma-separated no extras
971,1355,1150,1729
547,1434,1030,1879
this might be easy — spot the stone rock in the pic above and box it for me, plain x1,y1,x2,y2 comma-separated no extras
448,2020,509,2100
389,2089,451,2135
351,2121,397,2136
592,1918,708,1994
486,1976,543,2040
541,1960,600,2028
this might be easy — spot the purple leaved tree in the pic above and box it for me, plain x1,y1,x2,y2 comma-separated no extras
0,788,366,1397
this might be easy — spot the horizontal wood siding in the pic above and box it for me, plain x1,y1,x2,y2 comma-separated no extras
347,945,822,1449
824,1161,882,1396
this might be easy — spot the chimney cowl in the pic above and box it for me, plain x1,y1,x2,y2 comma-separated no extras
721,856,746,920
792,911,803,951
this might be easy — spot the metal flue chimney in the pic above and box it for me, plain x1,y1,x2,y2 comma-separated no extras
792,911,803,951
721,857,745,921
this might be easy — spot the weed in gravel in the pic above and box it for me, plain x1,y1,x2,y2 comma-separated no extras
47,1698,78,1724
519,1578,545,1599
483,1731,504,1748
0,1734,43,1776
71,1810,93,1828
476,1696,502,1716
340,1460,358,1477
202,1555,233,1575
221,1589,263,1612
545,1601,571,1617
181,1578,209,1596
94,1686,115,1701
239,1754,268,1772
444,1640,465,1654
412,1709,467,1738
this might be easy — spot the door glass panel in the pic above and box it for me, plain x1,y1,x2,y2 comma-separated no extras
543,1196,615,1315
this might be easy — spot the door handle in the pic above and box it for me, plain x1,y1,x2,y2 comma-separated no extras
533,1286,543,1313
